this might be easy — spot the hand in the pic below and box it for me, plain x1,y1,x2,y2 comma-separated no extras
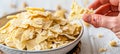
83,0,120,38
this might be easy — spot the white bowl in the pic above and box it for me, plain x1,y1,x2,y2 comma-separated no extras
0,11,84,54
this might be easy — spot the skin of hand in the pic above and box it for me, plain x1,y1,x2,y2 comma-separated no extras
82,0,120,38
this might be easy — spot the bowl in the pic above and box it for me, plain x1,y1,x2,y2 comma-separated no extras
0,11,84,54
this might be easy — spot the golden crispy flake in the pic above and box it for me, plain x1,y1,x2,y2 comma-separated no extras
73,24,81,36
39,41,51,50
61,34,76,39
43,20,53,29
54,5,67,18
70,1,94,20
13,38,25,50
33,18,43,25
35,31,48,44
27,10,51,19
0,33,8,44
7,15,17,19
21,27,35,41
62,24,80,35
25,39,37,50
5,37,16,48
22,2,28,8
0,21,16,34
0,22,10,31
0,4,82,50
98,34,103,38
84,22,90,27
35,35,48,44
99,48,107,52
109,40,117,47
26,7,45,12
13,28,25,41
47,30,55,38
54,18,67,25
30,18,43,28
49,24,62,34
40,30,47,36
35,29,42,34
10,18,29,28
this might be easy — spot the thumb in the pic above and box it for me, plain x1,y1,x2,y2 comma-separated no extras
82,14,116,28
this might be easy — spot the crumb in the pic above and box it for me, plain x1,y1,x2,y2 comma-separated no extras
98,34,103,38
57,5,61,10
99,48,107,52
109,40,117,47
54,5,67,18
17,8,24,11
84,22,90,27
3,12,7,16
10,3,16,8
22,2,28,8
83,0,89,7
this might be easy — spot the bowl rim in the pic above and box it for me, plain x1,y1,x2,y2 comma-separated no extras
0,11,84,52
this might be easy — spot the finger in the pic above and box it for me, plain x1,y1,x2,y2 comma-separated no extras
95,3,118,15
105,11,119,16
100,0,119,11
88,0,109,10
100,0,119,6
95,3,111,15
89,0,119,10
99,0,109,4
112,27,120,33
115,32,120,38
111,16,120,32
88,0,102,10
83,14,116,28
118,1,120,11
109,0,119,6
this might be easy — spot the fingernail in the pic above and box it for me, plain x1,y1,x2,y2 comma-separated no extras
83,14,92,23
83,14,100,28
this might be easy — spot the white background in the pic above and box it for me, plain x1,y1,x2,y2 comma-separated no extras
0,0,120,54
